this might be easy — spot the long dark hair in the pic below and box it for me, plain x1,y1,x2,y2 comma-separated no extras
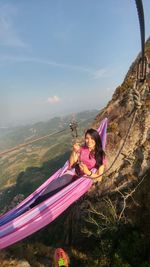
85,128,105,168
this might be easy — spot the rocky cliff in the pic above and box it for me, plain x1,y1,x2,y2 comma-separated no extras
61,38,150,266
92,37,150,194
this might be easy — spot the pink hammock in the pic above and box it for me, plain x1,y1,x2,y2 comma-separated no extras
0,118,107,249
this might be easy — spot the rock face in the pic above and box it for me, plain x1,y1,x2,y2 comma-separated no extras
62,40,150,252
0,258,31,267
15,260,31,267
93,38,150,193
1,194,25,215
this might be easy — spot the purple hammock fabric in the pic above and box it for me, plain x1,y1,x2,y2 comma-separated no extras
0,118,108,249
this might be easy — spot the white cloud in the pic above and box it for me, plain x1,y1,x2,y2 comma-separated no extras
47,95,61,104
0,4,27,47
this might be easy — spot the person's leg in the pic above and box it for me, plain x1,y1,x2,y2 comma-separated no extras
30,174,75,208
42,174,74,195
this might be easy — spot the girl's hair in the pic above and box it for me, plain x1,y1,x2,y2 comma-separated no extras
85,128,105,168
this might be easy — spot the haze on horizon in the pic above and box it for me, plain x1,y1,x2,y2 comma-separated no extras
0,0,150,127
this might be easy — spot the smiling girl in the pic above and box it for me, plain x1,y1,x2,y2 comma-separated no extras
30,128,105,208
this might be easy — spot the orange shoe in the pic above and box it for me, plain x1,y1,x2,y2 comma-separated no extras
54,248,68,267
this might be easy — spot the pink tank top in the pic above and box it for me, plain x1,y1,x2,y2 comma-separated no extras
67,146,106,176
79,146,96,170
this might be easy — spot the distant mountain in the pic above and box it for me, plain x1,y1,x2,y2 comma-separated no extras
0,109,98,151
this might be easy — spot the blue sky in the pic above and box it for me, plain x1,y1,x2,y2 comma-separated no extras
0,0,150,126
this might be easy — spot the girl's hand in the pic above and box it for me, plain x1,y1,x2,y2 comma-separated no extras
73,143,80,153
79,162,90,175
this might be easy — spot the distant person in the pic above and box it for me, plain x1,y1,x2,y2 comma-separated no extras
30,128,105,208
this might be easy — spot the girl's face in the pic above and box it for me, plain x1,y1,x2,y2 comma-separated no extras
85,133,96,150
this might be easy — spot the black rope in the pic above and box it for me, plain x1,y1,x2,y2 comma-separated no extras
135,0,147,81
135,0,145,63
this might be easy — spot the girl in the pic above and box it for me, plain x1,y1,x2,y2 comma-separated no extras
30,128,105,208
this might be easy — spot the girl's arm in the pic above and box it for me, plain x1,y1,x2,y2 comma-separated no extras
94,164,105,178
69,143,80,168
69,151,79,168
79,163,105,180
